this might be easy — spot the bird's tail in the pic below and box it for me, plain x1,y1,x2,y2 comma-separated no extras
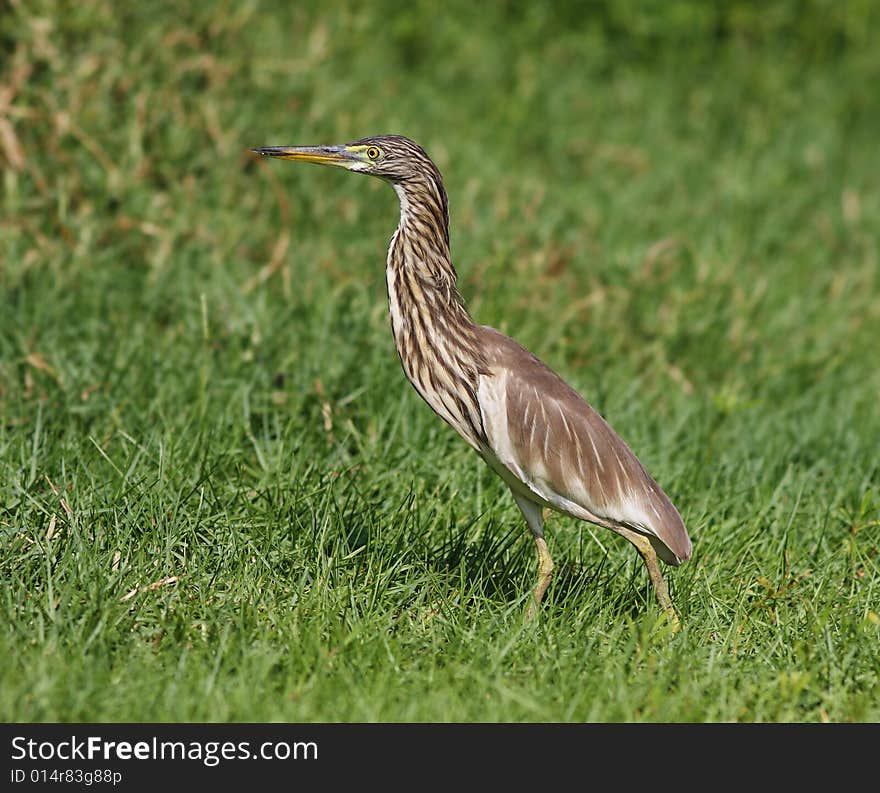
638,481,692,566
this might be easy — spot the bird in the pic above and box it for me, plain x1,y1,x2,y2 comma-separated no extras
252,135,692,624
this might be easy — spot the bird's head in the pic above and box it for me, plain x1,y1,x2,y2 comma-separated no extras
252,134,436,185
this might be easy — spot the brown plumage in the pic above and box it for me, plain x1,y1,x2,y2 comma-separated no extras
253,135,692,623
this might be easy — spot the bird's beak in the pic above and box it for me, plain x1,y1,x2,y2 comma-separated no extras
251,145,355,168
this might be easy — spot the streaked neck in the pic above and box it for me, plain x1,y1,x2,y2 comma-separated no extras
391,176,454,282
384,175,487,449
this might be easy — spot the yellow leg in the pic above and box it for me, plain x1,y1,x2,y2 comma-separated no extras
616,526,680,631
525,535,554,621
510,490,555,622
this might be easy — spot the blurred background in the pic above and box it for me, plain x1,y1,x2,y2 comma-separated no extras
1,0,879,721
3,0,878,409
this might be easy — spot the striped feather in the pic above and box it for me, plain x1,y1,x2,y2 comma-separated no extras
476,327,691,564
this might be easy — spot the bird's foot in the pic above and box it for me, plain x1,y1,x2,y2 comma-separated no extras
653,605,682,637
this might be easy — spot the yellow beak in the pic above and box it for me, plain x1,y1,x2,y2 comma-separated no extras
251,145,354,167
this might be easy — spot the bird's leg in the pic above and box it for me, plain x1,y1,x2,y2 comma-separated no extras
511,490,554,621
615,526,680,631
531,536,555,613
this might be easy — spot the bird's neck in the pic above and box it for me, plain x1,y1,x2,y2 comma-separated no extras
391,176,452,278
387,175,471,323
385,175,488,450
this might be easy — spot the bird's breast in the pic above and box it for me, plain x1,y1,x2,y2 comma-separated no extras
385,263,485,450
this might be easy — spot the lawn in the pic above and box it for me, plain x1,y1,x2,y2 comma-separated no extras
1,0,878,722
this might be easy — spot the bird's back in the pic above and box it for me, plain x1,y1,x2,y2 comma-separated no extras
475,326,691,565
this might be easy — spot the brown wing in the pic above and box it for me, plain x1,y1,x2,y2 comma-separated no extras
476,326,691,565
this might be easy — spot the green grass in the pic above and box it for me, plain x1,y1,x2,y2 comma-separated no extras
2,0,879,722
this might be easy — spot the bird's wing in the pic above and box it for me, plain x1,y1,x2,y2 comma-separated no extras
475,326,691,565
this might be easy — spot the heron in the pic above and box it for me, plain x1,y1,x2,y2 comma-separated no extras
252,135,692,624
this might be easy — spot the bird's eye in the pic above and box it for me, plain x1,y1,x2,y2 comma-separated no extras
366,146,381,160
